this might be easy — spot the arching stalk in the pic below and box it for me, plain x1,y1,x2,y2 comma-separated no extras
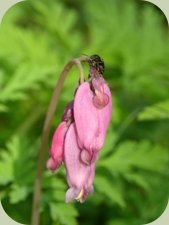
31,55,89,225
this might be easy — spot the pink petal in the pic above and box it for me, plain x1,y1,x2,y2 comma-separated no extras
92,77,110,109
80,150,99,165
93,82,112,150
74,82,99,151
47,121,68,172
93,92,109,109
87,185,94,195
62,100,74,123
80,150,92,165
74,81,112,156
46,157,59,172
65,187,80,203
64,123,96,202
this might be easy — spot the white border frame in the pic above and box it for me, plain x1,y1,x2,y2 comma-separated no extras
0,0,168,224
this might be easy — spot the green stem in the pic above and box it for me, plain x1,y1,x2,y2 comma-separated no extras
31,56,89,225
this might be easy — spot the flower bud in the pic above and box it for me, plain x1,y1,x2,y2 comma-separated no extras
47,121,68,172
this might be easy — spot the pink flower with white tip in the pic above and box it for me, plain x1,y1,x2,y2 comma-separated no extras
47,55,112,203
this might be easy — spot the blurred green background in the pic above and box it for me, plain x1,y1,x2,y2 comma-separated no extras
0,0,169,225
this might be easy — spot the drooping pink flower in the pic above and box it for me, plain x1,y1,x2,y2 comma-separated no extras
74,78,112,164
47,54,112,203
47,101,74,172
47,121,68,172
64,123,95,203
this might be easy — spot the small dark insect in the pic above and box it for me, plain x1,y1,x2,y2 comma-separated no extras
88,54,105,74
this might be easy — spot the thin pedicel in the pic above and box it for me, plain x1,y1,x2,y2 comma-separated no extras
31,55,89,225
31,55,112,225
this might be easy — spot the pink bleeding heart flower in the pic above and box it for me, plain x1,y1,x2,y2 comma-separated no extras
74,58,112,164
47,121,68,172
47,101,74,172
47,54,112,203
64,123,95,203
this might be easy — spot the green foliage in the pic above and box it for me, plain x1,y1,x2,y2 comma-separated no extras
95,175,126,208
50,203,78,225
0,136,78,225
99,140,169,173
138,100,169,120
0,136,35,197
0,0,169,225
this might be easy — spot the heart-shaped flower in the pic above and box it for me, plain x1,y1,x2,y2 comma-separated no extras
47,55,112,202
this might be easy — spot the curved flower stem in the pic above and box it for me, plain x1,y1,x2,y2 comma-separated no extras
31,55,89,225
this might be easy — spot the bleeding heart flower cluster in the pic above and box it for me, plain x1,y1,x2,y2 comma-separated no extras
47,55,112,203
